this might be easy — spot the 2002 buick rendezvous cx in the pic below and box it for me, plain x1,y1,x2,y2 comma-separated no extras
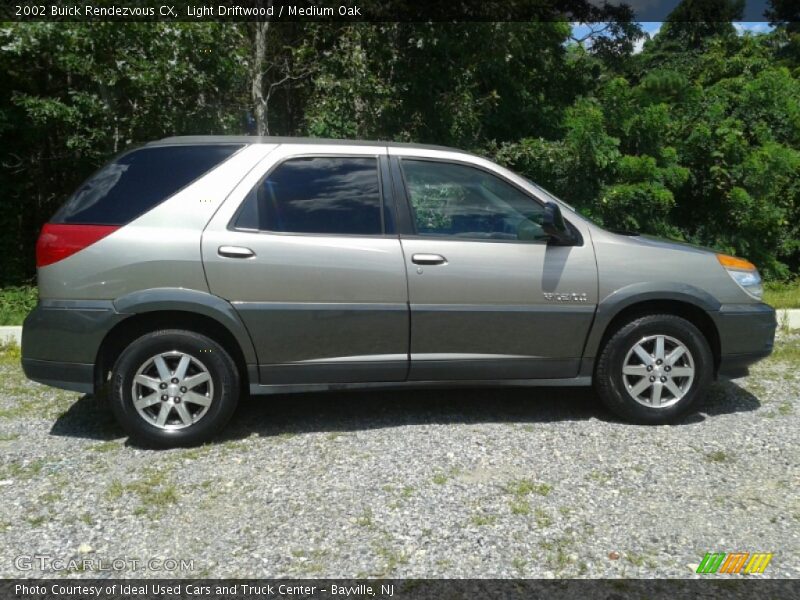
22,137,776,446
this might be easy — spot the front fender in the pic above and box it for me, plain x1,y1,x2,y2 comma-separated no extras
113,288,258,364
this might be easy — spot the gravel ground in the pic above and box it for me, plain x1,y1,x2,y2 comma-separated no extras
0,333,798,579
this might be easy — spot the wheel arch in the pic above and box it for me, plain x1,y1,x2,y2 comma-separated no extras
96,289,257,390
584,284,721,373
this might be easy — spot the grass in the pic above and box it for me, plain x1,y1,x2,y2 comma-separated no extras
534,508,553,528
512,556,527,575
355,508,374,528
374,542,409,573
509,500,530,515
105,469,179,512
705,450,730,463
505,479,552,497
471,513,498,526
90,441,121,453
769,336,800,364
2,459,46,480
505,478,553,516
764,279,800,309
539,537,576,572
0,285,37,326
0,340,21,365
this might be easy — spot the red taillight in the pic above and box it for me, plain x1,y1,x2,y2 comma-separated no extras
36,223,119,268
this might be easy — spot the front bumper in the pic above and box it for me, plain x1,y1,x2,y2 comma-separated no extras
21,300,125,394
712,303,776,378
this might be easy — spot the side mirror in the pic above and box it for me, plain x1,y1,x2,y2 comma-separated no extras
541,202,574,245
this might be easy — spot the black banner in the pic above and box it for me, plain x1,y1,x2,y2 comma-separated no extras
0,0,776,23
2,580,798,600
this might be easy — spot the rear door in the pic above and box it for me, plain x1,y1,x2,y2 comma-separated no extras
389,149,598,381
202,144,409,384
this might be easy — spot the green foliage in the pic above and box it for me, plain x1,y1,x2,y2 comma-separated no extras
1,3,800,283
0,286,37,326
0,22,248,284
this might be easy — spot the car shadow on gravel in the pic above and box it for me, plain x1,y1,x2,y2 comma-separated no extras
219,379,761,440
48,379,761,445
50,393,124,441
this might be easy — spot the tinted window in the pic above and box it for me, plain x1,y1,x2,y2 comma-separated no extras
401,160,547,241
234,157,382,235
52,145,242,225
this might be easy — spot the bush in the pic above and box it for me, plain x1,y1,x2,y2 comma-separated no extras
0,285,38,326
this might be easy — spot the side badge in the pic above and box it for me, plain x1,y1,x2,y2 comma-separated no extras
543,292,589,303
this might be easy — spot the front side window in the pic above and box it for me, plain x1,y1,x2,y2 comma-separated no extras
234,157,382,235
401,159,547,241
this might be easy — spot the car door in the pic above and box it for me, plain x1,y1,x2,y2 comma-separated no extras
389,150,598,381
202,144,409,385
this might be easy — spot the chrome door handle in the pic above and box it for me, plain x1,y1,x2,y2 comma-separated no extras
411,253,447,265
218,246,255,259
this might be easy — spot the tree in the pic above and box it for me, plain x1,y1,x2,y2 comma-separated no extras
0,22,249,283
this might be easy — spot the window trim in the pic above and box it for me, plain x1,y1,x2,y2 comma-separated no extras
227,153,390,238
394,156,582,246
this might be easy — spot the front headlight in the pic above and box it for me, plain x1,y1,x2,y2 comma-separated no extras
717,254,763,300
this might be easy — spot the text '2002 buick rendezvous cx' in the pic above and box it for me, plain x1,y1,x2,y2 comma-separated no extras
22,137,776,446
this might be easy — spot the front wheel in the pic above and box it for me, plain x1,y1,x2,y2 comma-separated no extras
110,329,239,447
594,314,713,424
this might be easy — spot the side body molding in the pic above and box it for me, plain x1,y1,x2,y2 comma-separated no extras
113,288,259,365
581,282,721,361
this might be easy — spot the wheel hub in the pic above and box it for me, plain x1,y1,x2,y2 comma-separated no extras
621,334,695,409
131,351,214,430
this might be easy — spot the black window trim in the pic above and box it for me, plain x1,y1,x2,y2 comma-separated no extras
227,153,393,239
53,143,247,226
392,155,583,246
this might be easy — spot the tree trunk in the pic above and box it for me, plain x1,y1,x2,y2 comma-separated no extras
252,19,270,135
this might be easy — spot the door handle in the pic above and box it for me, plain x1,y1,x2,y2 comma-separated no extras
218,246,255,259
411,253,447,265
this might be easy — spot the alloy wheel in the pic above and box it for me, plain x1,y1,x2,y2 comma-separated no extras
131,351,214,430
621,334,695,408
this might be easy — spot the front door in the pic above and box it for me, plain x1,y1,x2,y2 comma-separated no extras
391,155,598,381
203,146,409,384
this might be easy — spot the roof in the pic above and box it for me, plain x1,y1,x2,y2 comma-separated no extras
147,135,464,154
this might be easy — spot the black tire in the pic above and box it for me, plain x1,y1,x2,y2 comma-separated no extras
110,329,239,447
594,314,713,424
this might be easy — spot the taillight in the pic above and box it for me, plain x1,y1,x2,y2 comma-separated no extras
36,223,119,268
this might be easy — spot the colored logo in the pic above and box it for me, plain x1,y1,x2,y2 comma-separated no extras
696,552,773,574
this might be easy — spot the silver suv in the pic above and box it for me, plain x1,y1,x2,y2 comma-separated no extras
22,137,776,447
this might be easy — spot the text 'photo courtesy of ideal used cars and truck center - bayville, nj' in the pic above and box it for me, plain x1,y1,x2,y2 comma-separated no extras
0,0,799,598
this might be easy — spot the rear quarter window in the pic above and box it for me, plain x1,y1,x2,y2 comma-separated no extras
52,144,242,225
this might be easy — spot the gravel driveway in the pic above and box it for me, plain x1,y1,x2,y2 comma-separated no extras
0,333,798,579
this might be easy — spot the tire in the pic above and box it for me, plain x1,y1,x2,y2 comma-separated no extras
594,314,713,424
110,329,239,447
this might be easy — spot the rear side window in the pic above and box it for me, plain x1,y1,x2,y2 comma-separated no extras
52,145,242,225
233,157,383,235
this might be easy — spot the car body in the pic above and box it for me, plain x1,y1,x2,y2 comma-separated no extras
22,137,776,446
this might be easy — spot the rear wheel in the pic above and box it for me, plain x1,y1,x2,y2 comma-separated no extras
110,329,239,447
594,314,713,424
